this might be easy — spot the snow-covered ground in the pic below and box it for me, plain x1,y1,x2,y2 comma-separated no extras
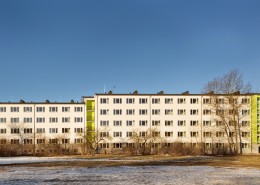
0,157,260,184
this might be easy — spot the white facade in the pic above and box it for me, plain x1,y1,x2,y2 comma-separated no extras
84,94,252,153
0,101,85,155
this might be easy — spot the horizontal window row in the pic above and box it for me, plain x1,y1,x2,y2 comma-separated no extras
99,131,250,138
0,128,83,134
0,117,83,123
100,98,250,105
0,138,83,145
99,120,251,127
0,107,83,113
101,109,250,116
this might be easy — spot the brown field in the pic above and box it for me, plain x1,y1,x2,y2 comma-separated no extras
2,154,260,168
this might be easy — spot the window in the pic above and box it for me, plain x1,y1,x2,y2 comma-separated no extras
62,107,70,112
74,138,83,144
165,109,173,115
241,121,250,126
11,128,19,134
49,139,58,144
74,128,83,133
205,143,212,149
126,109,135,115
100,132,109,137
126,98,135,104
126,132,133,137
11,107,19,112
178,109,186,115
165,131,173,137
113,132,122,137
62,139,70,144
0,107,6,112
203,121,211,126
228,121,236,126
49,128,58,133
62,117,70,123
190,109,198,115
100,120,109,126
113,120,122,126
190,120,198,126
24,117,32,123
11,139,19,144
113,109,122,115
126,120,134,126
228,132,235,137
165,98,173,104
75,107,83,112
152,98,160,104
177,98,186,104
229,98,237,104
203,109,211,115
11,118,19,123
100,98,109,104
152,120,160,126
203,98,211,104
37,118,45,123
139,109,148,115
100,143,109,148
24,128,32,134
216,121,223,126
242,143,249,149
165,120,173,126
216,98,224,104
49,107,58,112
216,109,224,116
0,129,6,134
216,143,224,149
152,132,160,137
242,132,250,137
62,128,70,133
139,98,147,104
242,98,250,104
0,118,6,123
139,120,147,126
0,139,7,144
190,98,198,104
178,132,186,137
24,139,32,144
100,109,109,115
36,128,45,133
242,110,250,115
203,132,211,138
178,120,186,126
36,107,45,112
190,132,198,137
139,132,146,137
152,109,160,115
113,98,122,104
74,117,83,123
37,139,45,144
24,107,32,112
113,143,122,148
49,117,58,123
216,132,224,137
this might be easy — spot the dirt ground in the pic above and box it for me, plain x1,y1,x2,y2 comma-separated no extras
2,154,260,168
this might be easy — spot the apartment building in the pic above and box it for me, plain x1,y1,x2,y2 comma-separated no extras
0,100,85,155
83,92,255,154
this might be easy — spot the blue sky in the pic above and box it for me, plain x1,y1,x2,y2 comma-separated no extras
0,0,260,102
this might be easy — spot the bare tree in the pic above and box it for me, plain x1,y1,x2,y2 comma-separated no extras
202,69,251,155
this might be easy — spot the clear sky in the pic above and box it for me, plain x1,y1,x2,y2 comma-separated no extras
0,0,260,102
